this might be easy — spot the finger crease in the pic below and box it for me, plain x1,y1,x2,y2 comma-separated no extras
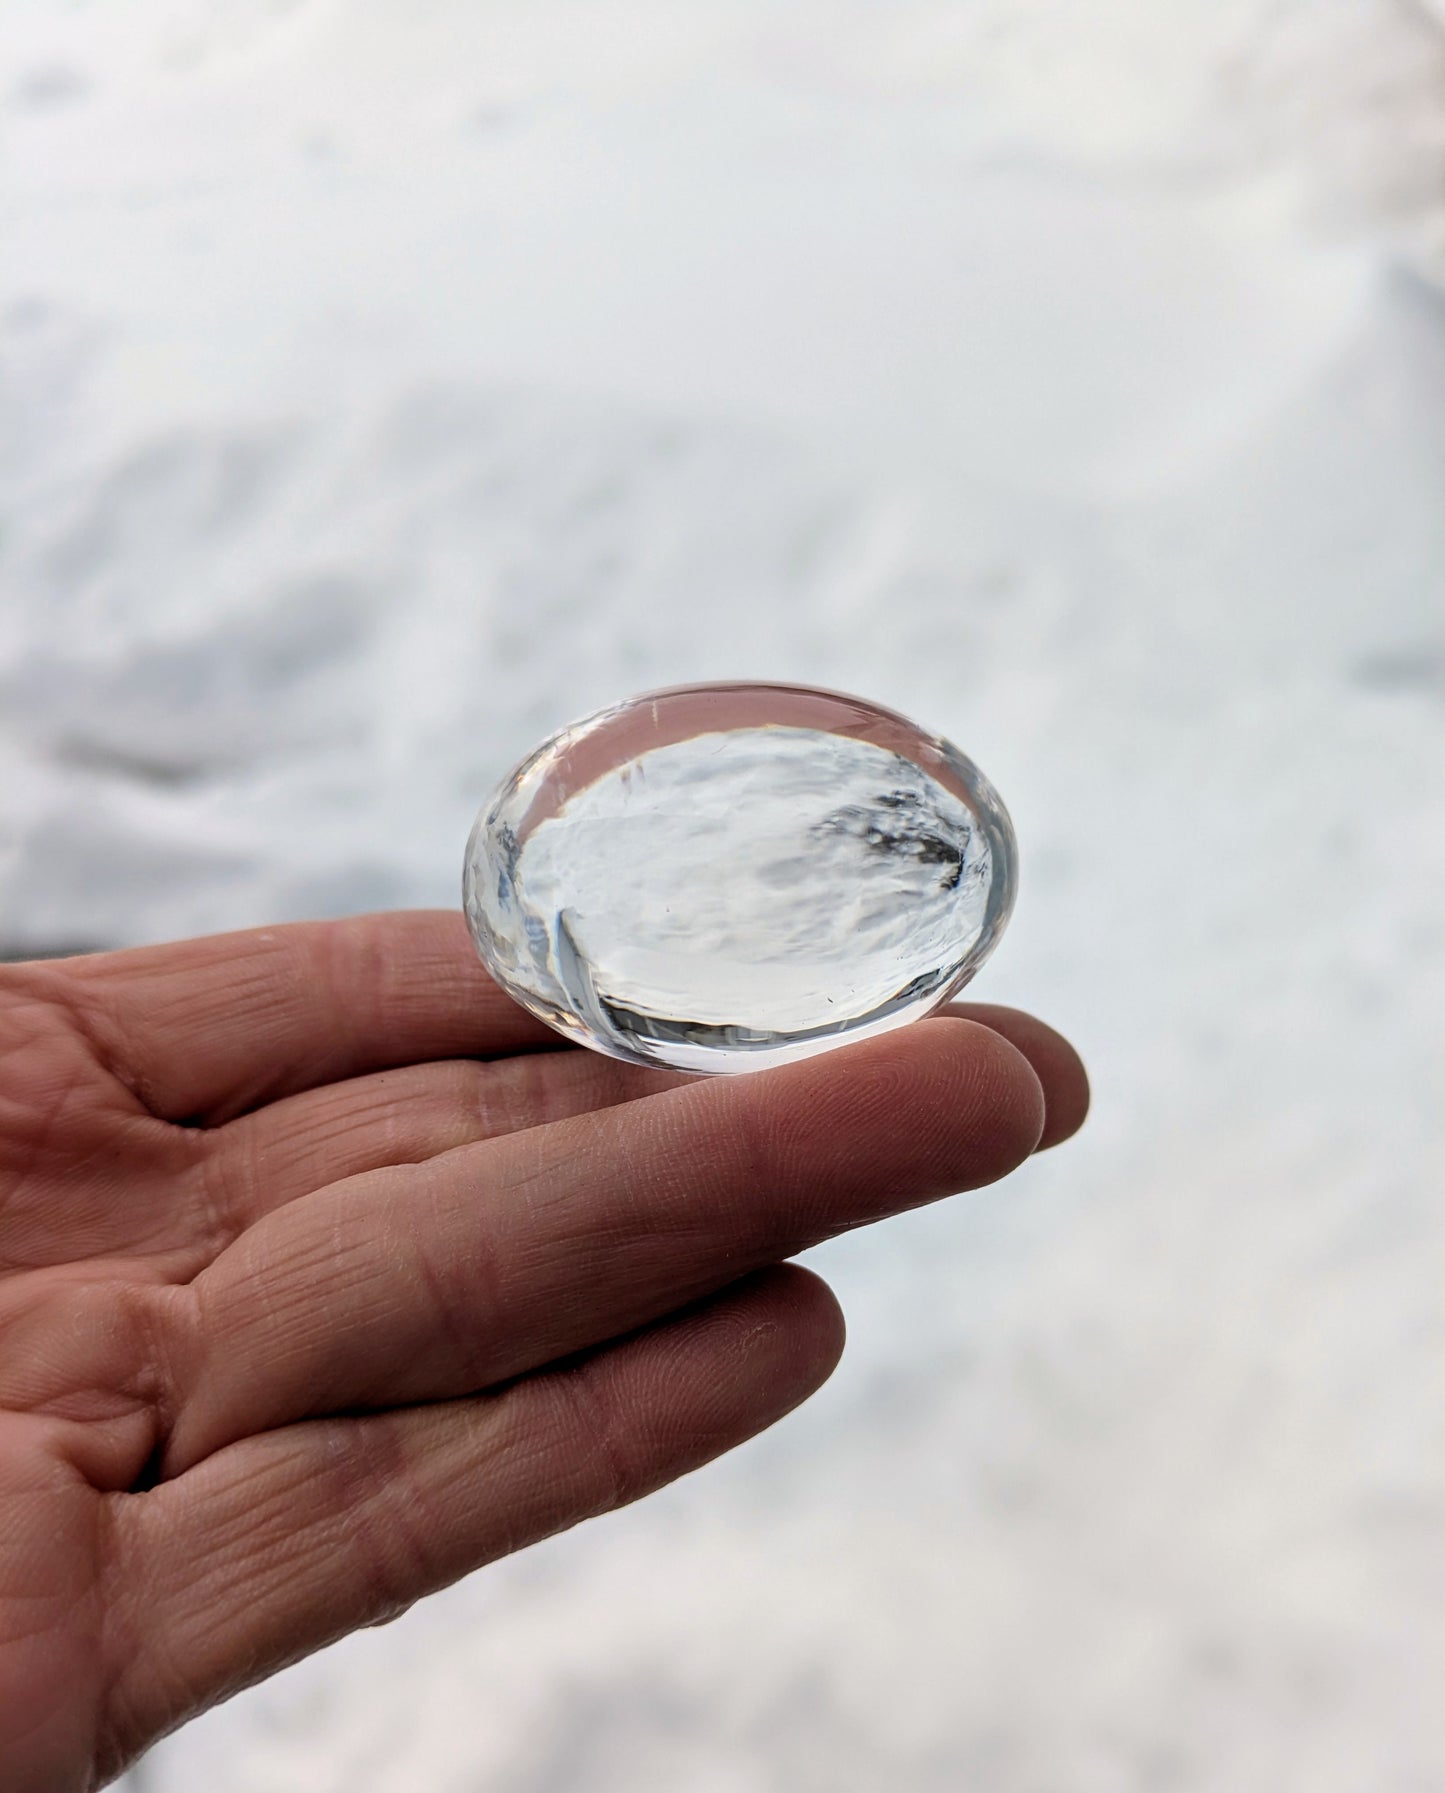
549,1359,636,1516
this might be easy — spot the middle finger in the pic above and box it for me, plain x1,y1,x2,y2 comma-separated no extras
163,1015,1046,1475
196,999,1086,1232
197,1050,690,1228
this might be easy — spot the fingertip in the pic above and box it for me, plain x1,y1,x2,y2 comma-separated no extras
758,1011,1049,1201
710,1264,846,1417
611,1268,846,1475
938,1002,1090,1151
756,1262,847,1385
1036,1045,1090,1150
912,1014,1048,1181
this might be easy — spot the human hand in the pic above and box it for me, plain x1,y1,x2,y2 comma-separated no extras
0,911,1087,1790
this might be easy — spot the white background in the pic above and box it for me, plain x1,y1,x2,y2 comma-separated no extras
4,3,1444,1788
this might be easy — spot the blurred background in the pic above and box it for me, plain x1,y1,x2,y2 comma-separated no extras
3,2,1444,1789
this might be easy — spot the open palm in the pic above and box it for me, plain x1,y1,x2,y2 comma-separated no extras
0,911,1086,1791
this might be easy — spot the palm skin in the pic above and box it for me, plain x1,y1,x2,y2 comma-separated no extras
0,911,1087,1792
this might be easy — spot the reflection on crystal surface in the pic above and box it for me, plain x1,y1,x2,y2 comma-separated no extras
463,682,1017,1073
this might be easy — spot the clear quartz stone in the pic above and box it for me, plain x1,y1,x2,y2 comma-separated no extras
463,682,1018,1075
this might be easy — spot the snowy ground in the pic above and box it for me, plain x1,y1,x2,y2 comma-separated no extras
4,3,1445,1789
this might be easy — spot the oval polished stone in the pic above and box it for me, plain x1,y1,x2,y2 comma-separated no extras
462,682,1018,1074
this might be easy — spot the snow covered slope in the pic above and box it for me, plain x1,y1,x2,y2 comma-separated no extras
3,3,1443,1789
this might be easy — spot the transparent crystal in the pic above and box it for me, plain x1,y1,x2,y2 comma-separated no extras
463,682,1018,1074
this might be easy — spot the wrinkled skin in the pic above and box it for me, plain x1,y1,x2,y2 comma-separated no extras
0,911,1087,1790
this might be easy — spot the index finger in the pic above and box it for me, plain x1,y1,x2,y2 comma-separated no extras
60,911,556,1125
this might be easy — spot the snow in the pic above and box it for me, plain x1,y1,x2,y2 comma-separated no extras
2,2,1443,1788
